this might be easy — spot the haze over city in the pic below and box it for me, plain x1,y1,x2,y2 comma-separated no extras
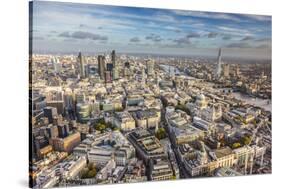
31,1,271,59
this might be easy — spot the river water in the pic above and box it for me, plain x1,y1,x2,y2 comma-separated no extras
159,64,182,75
232,92,272,112
160,64,272,112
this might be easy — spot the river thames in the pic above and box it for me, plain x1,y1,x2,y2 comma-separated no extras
160,64,271,112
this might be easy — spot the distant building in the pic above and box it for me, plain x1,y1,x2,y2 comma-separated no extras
215,167,242,177
193,116,215,133
126,95,144,106
166,109,204,144
222,64,230,78
146,59,154,76
78,52,85,78
98,55,105,80
57,124,70,138
113,67,119,80
149,158,174,181
113,111,136,131
51,57,61,74
43,107,58,123
46,124,58,139
215,48,222,78
88,147,114,165
50,132,81,153
134,109,160,129
62,156,87,180
76,103,91,123
111,50,116,68
107,63,113,72
127,129,165,164
201,104,222,122
105,70,112,83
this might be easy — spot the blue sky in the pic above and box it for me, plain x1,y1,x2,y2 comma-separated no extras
31,1,272,59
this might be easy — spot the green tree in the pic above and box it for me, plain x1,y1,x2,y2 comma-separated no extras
242,136,251,145
95,123,106,131
87,169,96,178
81,163,97,179
115,107,124,112
232,142,241,149
156,128,166,140
175,104,191,115
88,163,95,170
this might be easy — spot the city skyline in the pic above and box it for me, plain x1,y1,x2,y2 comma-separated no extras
31,1,271,59
30,2,272,188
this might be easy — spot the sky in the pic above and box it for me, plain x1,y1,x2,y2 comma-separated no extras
31,1,272,59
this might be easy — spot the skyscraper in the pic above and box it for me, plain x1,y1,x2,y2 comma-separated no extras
142,67,146,87
105,70,112,83
113,67,119,80
43,106,58,123
46,125,58,139
222,64,230,78
215,48,222,78
146,59,154,76
111,50,116,68
98,55,105,80
78,52,85,78
51,57,61,74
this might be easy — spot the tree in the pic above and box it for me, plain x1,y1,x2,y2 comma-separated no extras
88,163,95,170
95,123,106,131
80,168,89,179
115,107,124,112
156,128,166,140
81,163,97,179
175,104,191,115
175,104,186,111
242,136,251,145
232,142,241,149
99,104,103,111
87,169,96,178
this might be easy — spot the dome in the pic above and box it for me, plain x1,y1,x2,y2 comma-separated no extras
197,94,206,101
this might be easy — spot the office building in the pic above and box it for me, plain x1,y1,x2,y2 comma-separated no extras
98,55,105,80
57,124,70,138
149,158,174,181
88,147,114,165
111,50,116,67
222,63,230,78
134,109,160,129
76,103,91,123
43,107,58,123
105,70,112,83
215,48,222,78
46,124,58,139
50,132,81,153
62,156,87,180
51,57,61,74
146,59,154,76
113,111,136,131
78,52,85,78
127,129,165,164
113,67,119,80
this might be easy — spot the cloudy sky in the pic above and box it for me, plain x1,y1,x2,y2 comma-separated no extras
31,1,272,59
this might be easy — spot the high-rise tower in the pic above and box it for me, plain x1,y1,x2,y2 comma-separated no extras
216,48,222,78
146,59,154,76
98,55,105,80
78,52,85,78
111,50,116,68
